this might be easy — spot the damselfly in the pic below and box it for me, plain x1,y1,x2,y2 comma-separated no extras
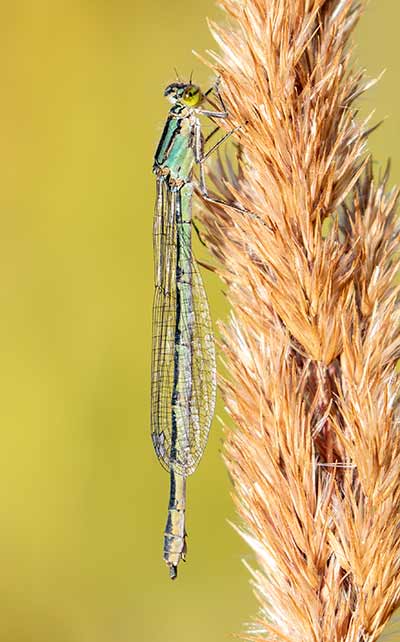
151,79,235,579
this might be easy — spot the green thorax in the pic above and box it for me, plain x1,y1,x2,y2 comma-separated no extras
153,104,196,185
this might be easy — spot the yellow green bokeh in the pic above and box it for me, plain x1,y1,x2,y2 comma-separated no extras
0,1,399,641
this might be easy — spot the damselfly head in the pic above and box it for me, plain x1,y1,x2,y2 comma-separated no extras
164,82,203,107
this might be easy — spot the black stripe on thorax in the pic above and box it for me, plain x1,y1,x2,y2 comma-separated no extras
154,104,189,167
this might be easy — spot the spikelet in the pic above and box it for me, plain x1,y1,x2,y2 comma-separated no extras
198,1,400,640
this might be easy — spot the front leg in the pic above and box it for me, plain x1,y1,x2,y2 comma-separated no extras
204,76,228,114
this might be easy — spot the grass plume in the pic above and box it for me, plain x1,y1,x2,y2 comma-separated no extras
198,1,400,640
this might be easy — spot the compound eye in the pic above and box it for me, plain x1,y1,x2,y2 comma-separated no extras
182,85,202,107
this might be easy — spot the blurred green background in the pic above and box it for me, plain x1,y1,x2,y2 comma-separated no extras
0,1,398,641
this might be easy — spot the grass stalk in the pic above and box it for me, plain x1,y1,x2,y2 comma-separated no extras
199,1,400,640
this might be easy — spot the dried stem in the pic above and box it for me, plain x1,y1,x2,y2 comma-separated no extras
198,1,400,640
